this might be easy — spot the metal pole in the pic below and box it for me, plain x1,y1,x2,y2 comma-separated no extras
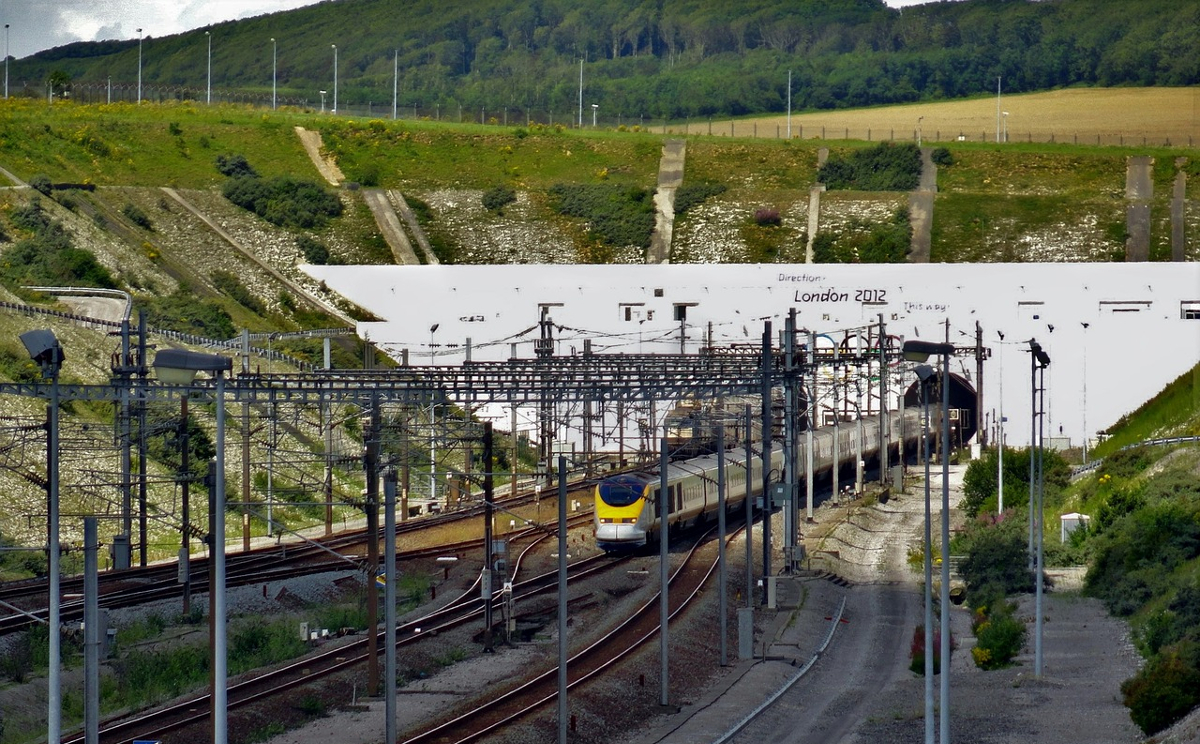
998,333,1004,512
271,38,277,110
807,331,816,521
483,423,494,653
383,469,397,744
392,49,398,120
939,350,951,744
119,319,132,567
137,29,143,105
181,396,191,616
365,400,381,692
1035,362,1046,677
760,322,772,601
880,314,889,483
786,69,792,139
922,375,933,744
717,424,728,666
577,58,583,129
138,313,149,567
744,404,753,610
48,376,62,744
332,44,338,114
659,435,670,706
556,454,568,744
84,516,99,744
323,338,333,536
1029,345,1036,569
784,311,796,568
206,31,211,105
214,372,228,744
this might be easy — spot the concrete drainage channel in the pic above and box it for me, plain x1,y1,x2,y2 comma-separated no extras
713,596,848,744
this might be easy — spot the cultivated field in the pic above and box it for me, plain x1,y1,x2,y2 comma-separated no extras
707,87,1200,146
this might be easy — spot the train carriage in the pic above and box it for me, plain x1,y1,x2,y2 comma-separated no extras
594,408,923,551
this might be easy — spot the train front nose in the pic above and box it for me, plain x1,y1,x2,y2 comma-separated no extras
596,522,646,550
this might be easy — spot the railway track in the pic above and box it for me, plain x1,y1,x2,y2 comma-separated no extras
64,523,623,744
0,486,596,636
401,522,740,744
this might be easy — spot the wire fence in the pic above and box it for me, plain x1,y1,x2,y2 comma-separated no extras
27,81,1198,149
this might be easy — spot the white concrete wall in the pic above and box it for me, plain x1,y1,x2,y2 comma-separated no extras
303,263,1200,449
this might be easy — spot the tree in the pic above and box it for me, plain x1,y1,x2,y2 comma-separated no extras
48,69,71,97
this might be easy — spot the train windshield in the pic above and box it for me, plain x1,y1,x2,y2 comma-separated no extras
598,476,647,507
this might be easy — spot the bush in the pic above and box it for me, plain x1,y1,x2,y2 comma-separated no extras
222,175,343,228
674,182,726,215
971,602,1026,669
549,183,655,248
296,235,332,264
29,173,53,196
1121,638,1200,735
930,147,954,167
0,199,118,290
753,207,782,227
122,203,153,230
481,185,517,212
214,153,258,178
138,290,236,340
958,517,1035,598
909,624,950,675
211,270,264,314
817,142,922,191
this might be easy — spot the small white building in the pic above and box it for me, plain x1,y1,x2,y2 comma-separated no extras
1061,512,1092,542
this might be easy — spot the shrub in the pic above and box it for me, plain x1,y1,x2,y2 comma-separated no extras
222,176,343,228
215,153,258,178
674,182,726,215
138,291,236,340
122,203,153,230
971,603,1026,669
296,235,332,265
481,185,517,212
817,142,922,191
211,270,264,314
29,174,53,196
1121,638,1200,735
753,208,782,227
958,517,1035,598
909,624,955,675
930,147,954,167
0,200,118,290
549,183,655,248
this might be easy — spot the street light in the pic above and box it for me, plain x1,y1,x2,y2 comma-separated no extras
997,330,1006,512
914,363,936,744
331,44,337,115
4,24,10,100
917,115,924,147
1002,111,1009,143
205,31,212,105
903,338,956,744
153,348,232,744
20,329,65,744
591,103,598,127
271,37,277,111
136,28,143,105
319,89,326,113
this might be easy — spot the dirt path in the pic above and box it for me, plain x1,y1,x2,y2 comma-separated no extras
294,127,345,186
362,189,421,265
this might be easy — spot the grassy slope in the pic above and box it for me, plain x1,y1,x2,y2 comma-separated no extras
1091,362,1200,458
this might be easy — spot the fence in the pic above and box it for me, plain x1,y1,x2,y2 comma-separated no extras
18,81,1198,149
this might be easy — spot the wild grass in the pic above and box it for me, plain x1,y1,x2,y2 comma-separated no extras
1091,362,1200,458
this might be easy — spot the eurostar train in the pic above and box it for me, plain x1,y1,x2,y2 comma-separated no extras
594,408,924,551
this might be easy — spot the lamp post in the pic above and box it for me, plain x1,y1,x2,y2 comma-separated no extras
914,363,936,744
903,338,957,744
429,323,439,504
331,44,337,115
1002,111,1009,143
591,103,598,127
319,89,326,113
20,330,65,744
4,24,9,100
152,348,233,744
271,37,277,110
205,31,211,105
136,28,143,104
1081,322,1089,462
1028,339,1050,679
917,116,924,147
997,330,1005,511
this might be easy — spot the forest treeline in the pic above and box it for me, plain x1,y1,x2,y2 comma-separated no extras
10,0,1199,119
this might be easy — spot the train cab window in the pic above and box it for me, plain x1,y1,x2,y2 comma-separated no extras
599,476,646,506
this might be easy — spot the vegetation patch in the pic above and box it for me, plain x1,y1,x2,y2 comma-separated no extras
121,202,153,230
138,288,236,339
548,183,655,249
222,175,344,229
812,208,912,263
212,270,265,314
481,185,516,213
818,143,922,191
0,197,118,292
674,182,726,215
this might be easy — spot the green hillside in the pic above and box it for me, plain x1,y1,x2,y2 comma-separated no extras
7,0,1198,120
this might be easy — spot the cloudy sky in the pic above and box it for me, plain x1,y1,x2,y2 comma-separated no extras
3,0,941,60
